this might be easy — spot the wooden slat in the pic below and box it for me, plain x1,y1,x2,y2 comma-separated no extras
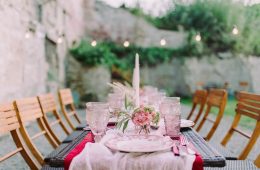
237,103,260,115
233,127,251,138
30,131,46,140
21,112,42,122
0,103,20,134
0,148,22,162
0,110,16,118
236,109,259,120
239,99,260,108
50,120,60,126
206,117,215,123
67,111,76,117
0,123,19,135
0,116,19,126
0,103,14,111
238,91,260,101
255,154,260,168
59,89,73,105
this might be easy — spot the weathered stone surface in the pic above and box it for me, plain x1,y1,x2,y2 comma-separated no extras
85,1,186,48
66,57,111,102
141,55,260,96
0,0,92,102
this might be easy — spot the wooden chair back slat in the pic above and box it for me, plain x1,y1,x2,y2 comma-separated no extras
59,89,74,105
38,93,70,144
221,91,260,160
196,89,227,140
14,98,59,165
38,94,57,113
187,90,207,124
58,89,81,130
15,98,43,123
0,103,40,169
255,154,260,168
0,104,20,135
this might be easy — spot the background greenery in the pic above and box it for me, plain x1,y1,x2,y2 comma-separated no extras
70,40,184,70
128,0,260,56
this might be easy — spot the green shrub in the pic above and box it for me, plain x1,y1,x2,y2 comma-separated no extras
69,40,181,69
129,0,260,56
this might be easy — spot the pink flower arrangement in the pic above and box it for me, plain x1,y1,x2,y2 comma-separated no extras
132,106,159,134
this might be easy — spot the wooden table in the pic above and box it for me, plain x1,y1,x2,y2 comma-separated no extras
44,128,226,168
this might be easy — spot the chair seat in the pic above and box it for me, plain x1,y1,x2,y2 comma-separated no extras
62,130,84,143
44,144,69,163
76,122,87,130
44,131,89,167
205,160,258,170
209,142,237,160
42,165,64,170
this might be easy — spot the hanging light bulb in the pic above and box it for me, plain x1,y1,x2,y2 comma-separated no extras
25,29,31,39
160,38,167,46
232,25,239,35
123,40,130,47
57,36,63,44
195,33,201,42
91,40,97,47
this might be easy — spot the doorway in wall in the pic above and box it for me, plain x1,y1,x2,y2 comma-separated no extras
45,37,59,93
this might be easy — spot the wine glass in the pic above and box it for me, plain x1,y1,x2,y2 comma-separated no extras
86,102,110,142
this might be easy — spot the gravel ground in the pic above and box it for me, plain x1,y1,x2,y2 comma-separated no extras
0,106,259,169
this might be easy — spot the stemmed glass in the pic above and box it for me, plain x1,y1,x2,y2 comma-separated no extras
107,93,124,117
86,102,110,142
160,97,181,138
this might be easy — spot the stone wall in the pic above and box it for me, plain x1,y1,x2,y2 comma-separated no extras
85,1,186,48
0,0,92,102
141,55,260,96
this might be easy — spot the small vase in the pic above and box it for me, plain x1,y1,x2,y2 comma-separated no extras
136,125,150,135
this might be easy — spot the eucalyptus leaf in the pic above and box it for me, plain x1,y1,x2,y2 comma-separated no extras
122,119,129,133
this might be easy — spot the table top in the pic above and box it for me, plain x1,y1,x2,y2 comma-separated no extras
181,128,226,167
44,128,226,168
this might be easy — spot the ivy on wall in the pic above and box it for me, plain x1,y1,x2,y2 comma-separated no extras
70,40,186,70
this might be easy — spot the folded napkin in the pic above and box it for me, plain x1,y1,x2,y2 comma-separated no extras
69,130,196,170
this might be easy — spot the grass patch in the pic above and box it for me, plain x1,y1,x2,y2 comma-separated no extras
181,97,256,130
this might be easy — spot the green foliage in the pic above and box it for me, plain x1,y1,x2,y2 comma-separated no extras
70,40,181,69
129,0,260,56
69,41,117,68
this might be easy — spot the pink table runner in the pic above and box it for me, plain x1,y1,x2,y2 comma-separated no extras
64,132,203,170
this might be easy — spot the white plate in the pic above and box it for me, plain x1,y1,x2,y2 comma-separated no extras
181,119,195,128
105,135,173,153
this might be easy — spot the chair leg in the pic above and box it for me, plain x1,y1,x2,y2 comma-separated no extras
196,106,210,132
187,104,196,120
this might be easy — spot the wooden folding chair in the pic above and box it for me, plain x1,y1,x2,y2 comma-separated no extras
13,97,59,165
0,103,41,169
255,154,260,168
220,91,260,160
38,93,83,144
186,90,208,124
58,89,82,130
196,89,227,141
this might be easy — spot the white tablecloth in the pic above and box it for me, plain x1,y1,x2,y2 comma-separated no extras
69,121,195,170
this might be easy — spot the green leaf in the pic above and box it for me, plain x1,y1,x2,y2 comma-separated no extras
124,94,127,110
122,119,129,133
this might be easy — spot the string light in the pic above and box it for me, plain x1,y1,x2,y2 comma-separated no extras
195,33,201,42
123,40,130,47
57,36,63,44
25,30,31,39
232,25,239,35
91,40,97,47
160,38,167,46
